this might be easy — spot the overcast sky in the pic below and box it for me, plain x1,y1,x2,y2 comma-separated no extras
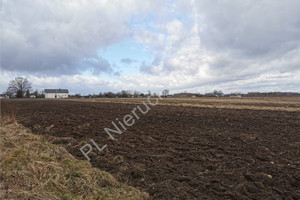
1,0,300,94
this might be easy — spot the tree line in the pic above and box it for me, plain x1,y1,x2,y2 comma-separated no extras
72,89,170,98
3,77,300,98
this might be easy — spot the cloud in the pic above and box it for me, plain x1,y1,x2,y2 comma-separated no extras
131,0,300,92
80,56,112,75
139,61,161,75
190,0,300,57
120,58,137,64
2,0,159,75
2,0,300,94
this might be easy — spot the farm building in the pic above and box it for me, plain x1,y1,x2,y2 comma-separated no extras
44,89,69,98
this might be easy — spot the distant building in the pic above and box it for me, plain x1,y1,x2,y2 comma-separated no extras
0,94,9,99
44,89,69,98
30,95,36,98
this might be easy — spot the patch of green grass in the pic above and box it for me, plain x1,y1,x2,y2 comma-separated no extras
14,158,29,169
40,138,46,142
2,155,29,169
65,172,83,179
14,148,24,156
38,155,53,162
60,194,72,200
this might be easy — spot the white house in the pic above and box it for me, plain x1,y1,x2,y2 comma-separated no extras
44,89,69,98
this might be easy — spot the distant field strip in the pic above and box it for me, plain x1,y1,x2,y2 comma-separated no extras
67,97,300,112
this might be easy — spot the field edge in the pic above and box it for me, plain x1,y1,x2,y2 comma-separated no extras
0,122,150,200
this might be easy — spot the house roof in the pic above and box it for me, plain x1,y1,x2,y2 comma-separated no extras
44,89,69,93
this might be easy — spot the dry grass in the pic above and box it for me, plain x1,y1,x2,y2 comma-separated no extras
0,104,16,125
0,112,16,125
0,123,149,200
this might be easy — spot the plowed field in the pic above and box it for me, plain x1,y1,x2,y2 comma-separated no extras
1,98,299,199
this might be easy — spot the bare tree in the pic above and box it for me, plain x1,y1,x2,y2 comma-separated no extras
7,77,32,98
162,89,169,97
213,89,223,97
133,90,141,98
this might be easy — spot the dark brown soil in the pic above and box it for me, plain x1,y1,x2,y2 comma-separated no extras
1,99,300,200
